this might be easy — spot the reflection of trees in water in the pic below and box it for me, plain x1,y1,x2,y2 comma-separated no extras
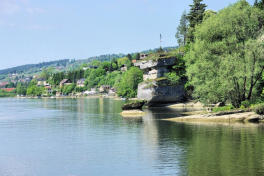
158,120,264,176
40,99,264,176
140,109,264,176
184,124,264,176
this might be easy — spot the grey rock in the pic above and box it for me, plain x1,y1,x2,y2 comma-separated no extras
137,82,185,106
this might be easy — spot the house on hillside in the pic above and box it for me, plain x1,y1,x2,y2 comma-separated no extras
56,91,62,97
89,65,98,69
82,67,89,71
132,60,137,64
77,78,86,87
42,86,53,96
0,82,9,88
84,88,97,95
120,65,127,72
37,78,46,86
37,80,50,87
99,85,110,93
60,79,72,88
20,77,32,83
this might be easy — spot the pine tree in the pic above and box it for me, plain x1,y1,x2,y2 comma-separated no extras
186,0,207,42
176,10,188,46
254,0,259,7
187,0,207,28
254,0,264,9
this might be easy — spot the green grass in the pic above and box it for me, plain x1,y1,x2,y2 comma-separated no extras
0,92,16,97
251,103,264,115
212,105,234,113
143,49,182,61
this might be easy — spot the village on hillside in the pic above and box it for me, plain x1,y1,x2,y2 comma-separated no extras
0,52,180,99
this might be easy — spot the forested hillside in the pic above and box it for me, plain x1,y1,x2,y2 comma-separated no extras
0,59,70,75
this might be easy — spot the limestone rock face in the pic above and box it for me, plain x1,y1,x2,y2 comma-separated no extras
137,82,185,105
135,55,185,106
134,57,176,70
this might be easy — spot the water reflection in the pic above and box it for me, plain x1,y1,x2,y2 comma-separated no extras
126,107,264,176
0,98,264,176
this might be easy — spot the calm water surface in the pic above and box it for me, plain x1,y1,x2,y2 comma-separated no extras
0,98,264,176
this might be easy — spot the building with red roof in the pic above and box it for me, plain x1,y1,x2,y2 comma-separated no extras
0,82,9,88
1,88,15,92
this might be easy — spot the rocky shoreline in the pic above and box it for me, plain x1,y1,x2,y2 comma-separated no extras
164,111,264,124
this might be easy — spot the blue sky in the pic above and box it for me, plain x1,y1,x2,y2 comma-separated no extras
0,0,254,69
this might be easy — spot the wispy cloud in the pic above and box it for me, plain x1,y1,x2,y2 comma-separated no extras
0,0,44,15
0,0,48,30
0,0,21,15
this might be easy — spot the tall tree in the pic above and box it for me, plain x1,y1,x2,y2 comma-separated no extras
255,0,264,9
187,0,207,42
255,0,259,7
176,11,188,46
185,1,264,107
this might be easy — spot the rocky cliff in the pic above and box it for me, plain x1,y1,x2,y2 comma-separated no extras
134,54,185,106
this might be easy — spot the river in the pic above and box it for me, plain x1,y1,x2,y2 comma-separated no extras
0,98,264,176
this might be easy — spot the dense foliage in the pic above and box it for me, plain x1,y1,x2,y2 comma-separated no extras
185,1,264,107
26,80,44,96
116,67,143,98
0,59,69,75
0,89,16,97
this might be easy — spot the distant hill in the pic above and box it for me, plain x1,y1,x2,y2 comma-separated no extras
0,46,177,80
0,59,71,75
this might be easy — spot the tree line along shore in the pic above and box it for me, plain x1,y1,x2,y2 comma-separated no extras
2,0,264,117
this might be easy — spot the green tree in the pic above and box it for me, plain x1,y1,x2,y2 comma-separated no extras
26,83,44,96
134,53,140,60
185,1,264,107
86,68,106,88
16,83,27,95
187,0,207,42
117,57,132,68
127,54,132,61
62,84,76,95
117,67,143,98
255,0,264,9
203,10,217,20
40,67,54,80
100,61,111,71
176,10,188,46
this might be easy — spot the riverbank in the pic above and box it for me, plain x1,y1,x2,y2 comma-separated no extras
15,94,123,100
164,111,264,123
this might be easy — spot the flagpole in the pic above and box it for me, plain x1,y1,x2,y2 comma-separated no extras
160,34,162,49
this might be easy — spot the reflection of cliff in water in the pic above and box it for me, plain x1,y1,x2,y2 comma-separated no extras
140,109,264,176
143,106,201,120
138,109,188,175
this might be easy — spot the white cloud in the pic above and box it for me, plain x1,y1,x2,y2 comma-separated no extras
0,0,47,30
0,0,21,15
0,0,44,15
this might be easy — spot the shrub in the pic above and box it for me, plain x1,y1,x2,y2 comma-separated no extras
213,105,234,113
253,103,264,115
241,100,251,108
